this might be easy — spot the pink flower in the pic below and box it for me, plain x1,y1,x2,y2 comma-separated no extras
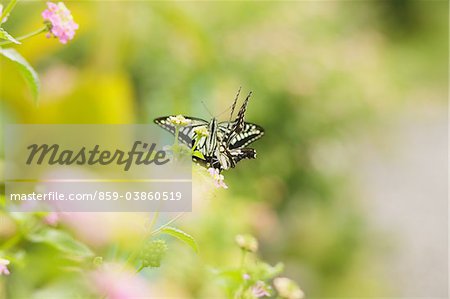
207,168,228,189
91,263,152,299
0,259,10,275
252,281,271,298
42,2,78,44
44,212,60,226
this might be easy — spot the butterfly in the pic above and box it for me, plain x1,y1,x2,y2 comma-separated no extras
154,89,264,172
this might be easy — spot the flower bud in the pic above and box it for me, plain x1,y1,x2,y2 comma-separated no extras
139,239,168,268
235,234,258,253
273,277,304,299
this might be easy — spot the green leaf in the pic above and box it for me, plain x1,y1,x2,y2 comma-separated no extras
28,229,94,258
0,47,39,101
0,28,20,44
160,226,199,253
192,150,205,160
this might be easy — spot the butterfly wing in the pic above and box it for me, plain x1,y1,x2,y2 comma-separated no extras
212,147,257,171
221,91,264,148
154,116,208,147
218,122,264,149
229,148,257,163
232,92,251,134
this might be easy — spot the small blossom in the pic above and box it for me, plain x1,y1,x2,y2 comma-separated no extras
193,126,209,137
0,259,10,275
44,212,59,226
274,277,304,299
42,2,78,44
243,273,251,280
168,115,191,127
207,168,228,189
235,234,258,253
252,281,271,298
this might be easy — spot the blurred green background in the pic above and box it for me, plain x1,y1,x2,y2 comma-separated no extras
0,1,447,298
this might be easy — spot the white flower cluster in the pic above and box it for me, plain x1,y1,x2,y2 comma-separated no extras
168,115,191,126
193,126,209,137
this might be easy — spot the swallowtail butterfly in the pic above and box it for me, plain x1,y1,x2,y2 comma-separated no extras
154,89,264,172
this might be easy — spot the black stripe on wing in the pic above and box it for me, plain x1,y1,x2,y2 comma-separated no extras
154,116,208,146
218,122,264,149
193,148,257,171
229,148,257,163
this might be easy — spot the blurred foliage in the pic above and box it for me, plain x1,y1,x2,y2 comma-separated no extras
0,1,447,298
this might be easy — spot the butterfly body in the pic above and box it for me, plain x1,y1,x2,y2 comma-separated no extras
154,91,264,172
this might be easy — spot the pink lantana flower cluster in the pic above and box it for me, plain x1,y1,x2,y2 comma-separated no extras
44,212,60,226
0,259,10,275
42,2,78,44
207,168,228,189
252,281,271,298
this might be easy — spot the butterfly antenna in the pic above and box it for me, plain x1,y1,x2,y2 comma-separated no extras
201,100,214,118
227,87,241,129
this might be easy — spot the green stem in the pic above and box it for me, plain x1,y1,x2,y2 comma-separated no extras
191,137,201,153
122,212,159,274
0,26,47,46
174,127,179,146
136,264,145,273
123,212,184,274
148,212,160,232
123,245,140,271
0,0,17,24
239,249,247,271
150,212,185,235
